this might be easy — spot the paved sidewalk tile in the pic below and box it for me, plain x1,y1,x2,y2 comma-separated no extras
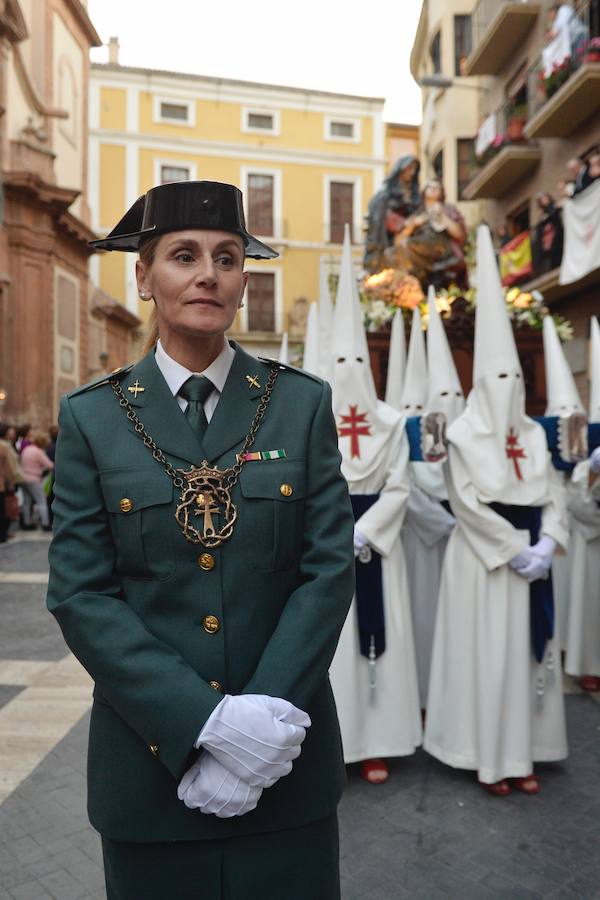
2,533,600,898
0,586,65,661
0,694,597,899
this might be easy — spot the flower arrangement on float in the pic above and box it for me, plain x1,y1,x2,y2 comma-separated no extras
358,270,573,341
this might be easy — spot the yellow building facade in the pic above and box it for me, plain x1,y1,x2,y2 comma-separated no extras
89,59,387,356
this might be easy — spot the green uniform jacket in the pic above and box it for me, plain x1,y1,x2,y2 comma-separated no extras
47,342,355,843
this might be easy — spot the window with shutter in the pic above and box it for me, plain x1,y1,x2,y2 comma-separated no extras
454,16,472,76
247,272,275,332
432,149,444,183
160,165,190,184
247,112,274,131
430,30,442,75
330,121,354,139
456,138,476,200
330,182,354,244
160,102,189,122
248,174,274,235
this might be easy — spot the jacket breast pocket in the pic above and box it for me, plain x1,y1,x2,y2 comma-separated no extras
239,459,306,572
100,467,175,580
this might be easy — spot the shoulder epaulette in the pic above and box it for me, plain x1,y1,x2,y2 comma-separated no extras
258,357,323,385
68,364,134,398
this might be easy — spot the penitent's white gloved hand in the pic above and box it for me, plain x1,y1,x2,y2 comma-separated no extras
178,752,262,818
353,527,368,557
510,535,556,583
590,446,600,473
530,535,556,566
443,515,457,538
196,694,311,788
509,548,531,572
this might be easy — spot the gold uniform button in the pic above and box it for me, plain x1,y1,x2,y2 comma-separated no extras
197,553,215,571
203,615,220,634
149,744,159,757
280,483,293,497
209,680,223,692
119,498,133,513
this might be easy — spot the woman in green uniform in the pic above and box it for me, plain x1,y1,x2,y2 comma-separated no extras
47,180,355,900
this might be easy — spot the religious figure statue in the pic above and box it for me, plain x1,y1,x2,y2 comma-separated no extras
384,180,468,290
363,155,421,273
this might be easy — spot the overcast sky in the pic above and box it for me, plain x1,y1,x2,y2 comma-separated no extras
87,0,423,124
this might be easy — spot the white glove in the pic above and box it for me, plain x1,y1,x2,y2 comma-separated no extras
590,446,600,473
178,752,262,817
509,535,555,583
196,694,310,788
531,535,556,565
509,548,531,572
444,515,457,537
516,554,551,583
353,527,368,557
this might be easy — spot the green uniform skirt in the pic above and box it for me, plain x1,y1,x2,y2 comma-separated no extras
102,814,340,900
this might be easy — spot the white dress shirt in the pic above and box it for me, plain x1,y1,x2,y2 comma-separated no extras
154,338,235,423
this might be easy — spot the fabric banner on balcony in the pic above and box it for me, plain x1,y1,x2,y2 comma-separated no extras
560,180,600,285
499,231,533,286
475,112,496,158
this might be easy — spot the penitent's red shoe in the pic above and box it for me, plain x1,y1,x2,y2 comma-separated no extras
510,774,541,794
360,758,389,784
479,778,512,796
580,675,600,692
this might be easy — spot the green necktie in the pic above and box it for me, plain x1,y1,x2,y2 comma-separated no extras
179,375,214,440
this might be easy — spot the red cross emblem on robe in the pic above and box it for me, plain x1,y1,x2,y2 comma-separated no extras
338,405,371,459
506,427,526,480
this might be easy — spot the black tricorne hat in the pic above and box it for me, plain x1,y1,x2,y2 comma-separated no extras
89,180,278,259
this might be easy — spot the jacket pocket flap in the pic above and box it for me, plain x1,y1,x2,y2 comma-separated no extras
100,467,173,513
239,459,306,500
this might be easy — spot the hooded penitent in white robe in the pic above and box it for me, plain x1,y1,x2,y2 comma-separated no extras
424,226,568,784
542,316,586,649
565,317,600,679
395,295,460,707
318,287,334,383
278,331,289,365
302,303,320,376
328,227,422,763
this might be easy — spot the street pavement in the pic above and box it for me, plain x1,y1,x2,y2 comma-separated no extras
1,534,600,900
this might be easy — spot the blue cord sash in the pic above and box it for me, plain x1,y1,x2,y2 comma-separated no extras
351,494,386,660
489,503,554,663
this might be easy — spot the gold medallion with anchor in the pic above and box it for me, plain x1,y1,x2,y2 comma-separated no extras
109,364,281,548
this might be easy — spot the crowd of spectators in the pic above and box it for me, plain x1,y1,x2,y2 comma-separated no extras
493,144,600,279
0,421,57,543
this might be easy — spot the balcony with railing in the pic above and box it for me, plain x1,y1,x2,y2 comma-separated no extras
463,98,541,200
525,0,600,137
465,0,541,76
520,177,600,298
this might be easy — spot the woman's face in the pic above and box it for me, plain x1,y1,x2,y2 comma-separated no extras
398,161,417,183
136,229,248,340
424,183,443,203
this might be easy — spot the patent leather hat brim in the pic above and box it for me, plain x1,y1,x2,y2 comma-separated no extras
89,181,279,259
90,225,278,258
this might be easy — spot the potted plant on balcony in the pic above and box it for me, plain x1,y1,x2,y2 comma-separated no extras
506,102,528,142
541,58,572,98
476,133,509,167
583,37,600,64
